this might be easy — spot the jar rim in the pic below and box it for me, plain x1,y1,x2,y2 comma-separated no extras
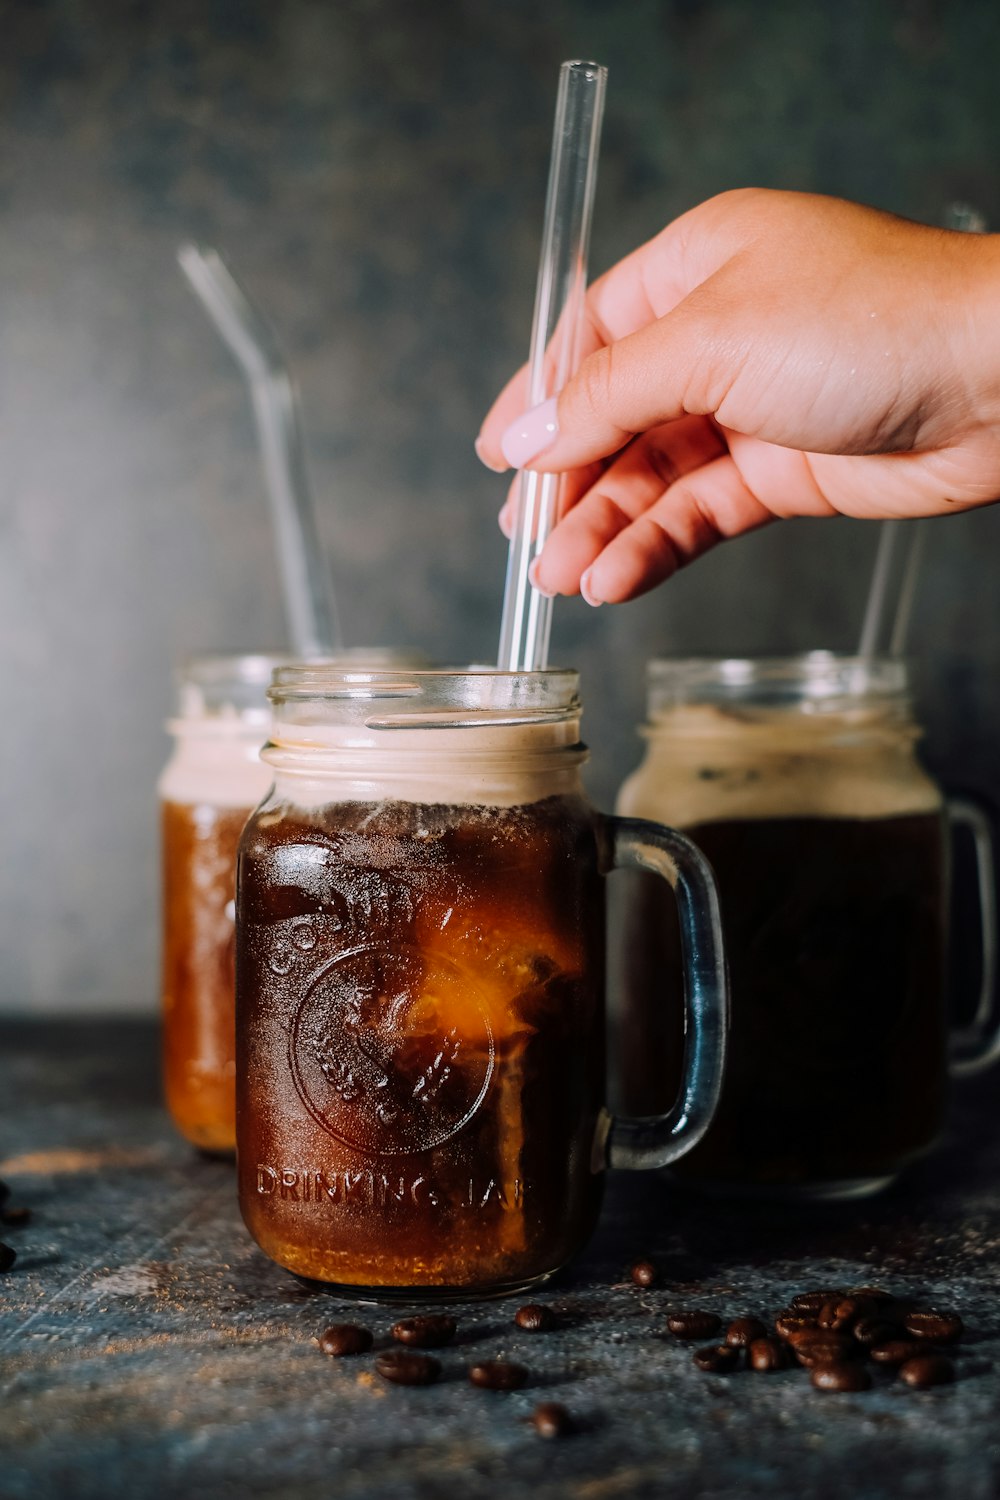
647,651,910,710
174,649,429,720
268,665,580,714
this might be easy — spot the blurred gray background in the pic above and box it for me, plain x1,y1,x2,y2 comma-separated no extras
3,0,1000,1014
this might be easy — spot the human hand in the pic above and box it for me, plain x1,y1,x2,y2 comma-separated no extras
476,189,1000,604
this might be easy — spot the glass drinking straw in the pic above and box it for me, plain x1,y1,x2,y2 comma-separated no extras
858,204,986,662
177,245,342,658
497,60,608,672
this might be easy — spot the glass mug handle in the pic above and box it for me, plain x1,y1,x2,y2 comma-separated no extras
948,796,1000,1077
597,815,730,1171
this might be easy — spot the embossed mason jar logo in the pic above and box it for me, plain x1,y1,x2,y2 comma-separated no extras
288,943,495,1155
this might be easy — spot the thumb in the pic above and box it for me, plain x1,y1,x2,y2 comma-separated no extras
499,274,745,473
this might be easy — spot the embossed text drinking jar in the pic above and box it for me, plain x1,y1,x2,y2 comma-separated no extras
235,666,730,1298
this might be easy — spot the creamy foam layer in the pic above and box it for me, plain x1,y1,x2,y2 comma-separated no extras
159,726,274,809
617,703,942,826
263,715,586,809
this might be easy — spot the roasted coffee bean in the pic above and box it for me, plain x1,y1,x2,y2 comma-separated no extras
725,1317,768,1348
783,1325,825,1349
515,1304,554,1333
775,1312,819,1342
668,1310,721,1340
793,1334,858,1369
818,1297,875,1333
847,1286,897,1307
318,1323,373,1357
531,1402,574,1438
903,1310,964,1345
748,1338,788,1372
870,1340,930,1366
1,1207,30,1228
692,1344,740,1373
630,1259,658,1288
0,1243,16,1274
852,1318,903,1348
811,1362,872,1393
899,1355,955,1389
375,1351,441,1386
789,1289,844,1314
391,1314,457,1349
468,1360,528,1391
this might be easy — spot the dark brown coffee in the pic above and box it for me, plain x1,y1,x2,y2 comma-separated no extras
236,793,605,1294
618,811,947,1191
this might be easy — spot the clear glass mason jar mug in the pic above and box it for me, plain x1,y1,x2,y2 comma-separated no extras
159,649,425,1155
615,653,999,1200
159,654,281,1154
235,667,730,1298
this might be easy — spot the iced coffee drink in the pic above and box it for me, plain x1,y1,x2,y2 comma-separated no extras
160,655,280,1152
236,667,729,1296
615,654,948,1198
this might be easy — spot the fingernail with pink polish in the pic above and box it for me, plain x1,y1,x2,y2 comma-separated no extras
501,396,559,470
475,435,509,474
580,569,603,608
528,558,556,598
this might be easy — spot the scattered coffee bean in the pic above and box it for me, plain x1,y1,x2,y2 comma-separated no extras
789,1289,844,1314
811,1362,872,1393
903,1310,963,1345
899,1354,955,1389
0,1243,16,1274
468,1360,528,1391
391,1314,457,1349
515,1304,554,1332
869,1340,930,1366
630,1259,658,1288
725,1316,768,1348
692,1344,740,1373
318,1323,373,1357
793,1334,858,1369
668,1310,721,1340
783,1325,825,1349
775,1312,819,1342
375,1351,441,1386
852,1317,902,1348
1,1207,30,1228
748,1338,788,1372
531,1402,574,1438
847,1286,897,1307
818,1296,875,1333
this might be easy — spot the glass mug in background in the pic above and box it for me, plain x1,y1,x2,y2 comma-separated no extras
160,654,280,1153
614,653,998,1201
235,667,729,1298
159,649,427,1154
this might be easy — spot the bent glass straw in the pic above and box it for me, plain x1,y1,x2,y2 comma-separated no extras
497,60,607,672
177,245,342,658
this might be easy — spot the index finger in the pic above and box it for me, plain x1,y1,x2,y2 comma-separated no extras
476,206,717,470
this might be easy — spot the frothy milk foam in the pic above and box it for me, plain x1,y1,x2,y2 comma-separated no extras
263,714,586,810
618,704,942,827
159,717,275,809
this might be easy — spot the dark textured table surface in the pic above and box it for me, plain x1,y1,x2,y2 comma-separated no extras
2,1021,999,1500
